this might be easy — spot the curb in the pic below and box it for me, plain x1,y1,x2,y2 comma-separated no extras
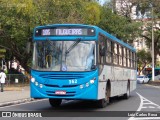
145,84,160,89
0,98,35,107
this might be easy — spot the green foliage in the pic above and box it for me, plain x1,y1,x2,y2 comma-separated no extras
0,0,144,72
137,49,151,65
0,0,101,71
136,0,160,18
132,0,160,65
85,2,101,25
99,6,141,43
137,49,152,75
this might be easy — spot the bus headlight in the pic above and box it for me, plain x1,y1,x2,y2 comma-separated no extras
90,80,94,84
35,82,38,86
90,77,96,84
86,82,89,87
80,85,84,89
31,78,35,83
39,84,43,88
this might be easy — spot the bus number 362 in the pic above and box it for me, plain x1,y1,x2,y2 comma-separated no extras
69,79,77,84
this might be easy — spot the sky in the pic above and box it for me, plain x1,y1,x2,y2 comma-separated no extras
99,0,111,5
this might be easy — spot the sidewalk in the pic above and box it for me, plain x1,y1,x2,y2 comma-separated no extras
148,80,160,86
0,86,33,107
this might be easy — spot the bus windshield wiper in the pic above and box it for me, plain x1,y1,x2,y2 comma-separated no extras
65,38,81,55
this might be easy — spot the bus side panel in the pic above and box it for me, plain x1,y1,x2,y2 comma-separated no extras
130,69,137,91
97,65,113,100
97,65,137,100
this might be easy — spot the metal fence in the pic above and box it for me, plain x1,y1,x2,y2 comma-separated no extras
5,74,30,87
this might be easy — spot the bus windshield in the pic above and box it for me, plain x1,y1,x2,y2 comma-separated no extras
32,40,96,71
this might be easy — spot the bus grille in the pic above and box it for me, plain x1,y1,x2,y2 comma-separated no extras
44,84,78,88
39,73,85,80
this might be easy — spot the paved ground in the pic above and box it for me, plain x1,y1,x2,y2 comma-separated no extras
0,80,159,107
0,86,32,107
1,84,160,120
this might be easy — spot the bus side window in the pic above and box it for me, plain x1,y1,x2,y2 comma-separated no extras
99,41,105,56
123,47,126,67
106,39,112,63
98,35,105,64
113,43,118,65
119,45,122,66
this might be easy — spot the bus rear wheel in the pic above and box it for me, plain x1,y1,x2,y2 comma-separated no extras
123,83,130,99
49,99,62,107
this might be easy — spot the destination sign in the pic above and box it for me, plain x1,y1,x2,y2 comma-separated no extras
35,27,95,36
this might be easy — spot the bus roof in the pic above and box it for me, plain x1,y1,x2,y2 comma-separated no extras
34,24,136,52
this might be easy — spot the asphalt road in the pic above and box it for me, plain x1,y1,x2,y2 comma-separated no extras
0,84,160,120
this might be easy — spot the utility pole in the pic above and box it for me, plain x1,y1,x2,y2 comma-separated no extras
151,3,154,81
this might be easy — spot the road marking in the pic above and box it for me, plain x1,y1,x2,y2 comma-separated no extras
143,103,154,105
148,106,155,109
136,92,160,111
128,92,160,120
141,107,147,109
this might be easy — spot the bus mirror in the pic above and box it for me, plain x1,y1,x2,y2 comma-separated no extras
91,65,96,70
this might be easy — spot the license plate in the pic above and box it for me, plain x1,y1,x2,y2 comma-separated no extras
55,91,66,95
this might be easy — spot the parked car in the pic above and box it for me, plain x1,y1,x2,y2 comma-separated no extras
137,75,150,84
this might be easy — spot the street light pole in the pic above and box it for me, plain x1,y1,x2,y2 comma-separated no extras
151,4,155,81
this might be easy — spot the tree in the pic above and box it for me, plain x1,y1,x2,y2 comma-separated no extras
141,19,160,66
137,49,152,75
0,0,101,72
84,2,101,25
131,0,160,66
0,0,36,72
109,0,160,66
98,5,141,44
110,0,138,21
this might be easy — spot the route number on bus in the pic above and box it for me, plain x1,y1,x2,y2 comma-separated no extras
69,79,77,84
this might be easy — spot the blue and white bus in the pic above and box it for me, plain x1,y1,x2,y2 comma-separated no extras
30,24,137,108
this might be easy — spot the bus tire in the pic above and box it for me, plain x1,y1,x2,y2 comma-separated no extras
97,85,110,108
49,99,62,107
97,99,107,108
123,83,130,99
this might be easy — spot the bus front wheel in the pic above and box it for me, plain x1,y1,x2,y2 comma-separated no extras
49,99,62,107
97,87,110,108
